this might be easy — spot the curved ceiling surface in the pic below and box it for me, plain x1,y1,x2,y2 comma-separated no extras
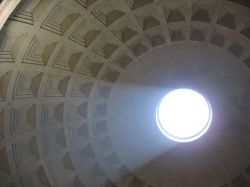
0,0,250,187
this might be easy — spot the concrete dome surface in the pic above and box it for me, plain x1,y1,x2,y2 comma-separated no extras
0,0,250,187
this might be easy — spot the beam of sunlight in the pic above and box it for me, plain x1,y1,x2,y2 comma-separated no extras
109,84,177,172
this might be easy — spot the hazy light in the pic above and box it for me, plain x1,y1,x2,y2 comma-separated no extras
156,89,212,142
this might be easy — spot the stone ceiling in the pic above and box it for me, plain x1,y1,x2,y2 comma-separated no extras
0,0,250,187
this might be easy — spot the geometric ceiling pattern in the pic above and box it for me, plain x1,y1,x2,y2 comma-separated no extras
0,0,250,186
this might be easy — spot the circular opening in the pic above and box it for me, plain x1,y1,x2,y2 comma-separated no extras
156,89,212,142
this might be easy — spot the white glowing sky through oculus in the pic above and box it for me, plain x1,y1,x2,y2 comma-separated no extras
156,89,212,142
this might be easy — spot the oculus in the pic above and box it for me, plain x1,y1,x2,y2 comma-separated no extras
156,89,212,142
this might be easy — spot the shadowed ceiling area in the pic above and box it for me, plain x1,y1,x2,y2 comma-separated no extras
0,0,250,187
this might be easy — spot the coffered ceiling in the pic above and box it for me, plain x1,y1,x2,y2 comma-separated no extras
0,0,250,187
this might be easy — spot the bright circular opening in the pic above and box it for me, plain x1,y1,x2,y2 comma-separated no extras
156,89,212,142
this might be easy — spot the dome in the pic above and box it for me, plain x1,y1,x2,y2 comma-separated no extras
0,0,250,187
